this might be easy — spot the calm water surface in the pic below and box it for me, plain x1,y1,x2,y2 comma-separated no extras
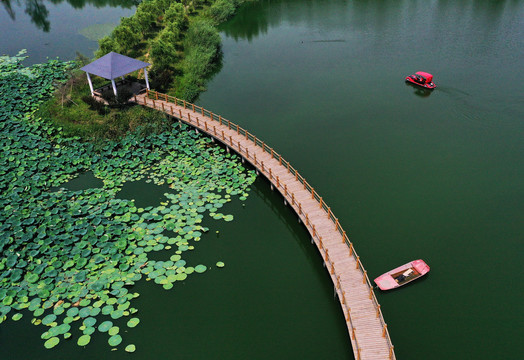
0,0,136,64
198,0,524,359
2,0,524,359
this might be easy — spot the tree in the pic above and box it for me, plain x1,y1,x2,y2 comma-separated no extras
160,25,181,45
134,7,157,36
121,17,140,37
150,38,177,72
112,23,140,54
164,3,188,31
96,36,117,58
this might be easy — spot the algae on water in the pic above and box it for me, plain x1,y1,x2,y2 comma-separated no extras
79,23,119,41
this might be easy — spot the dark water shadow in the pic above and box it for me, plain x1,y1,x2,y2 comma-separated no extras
405,82,434,98
51,171,104,191
116,178,173,209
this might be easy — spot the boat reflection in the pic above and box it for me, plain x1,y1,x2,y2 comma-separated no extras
406,83,434,98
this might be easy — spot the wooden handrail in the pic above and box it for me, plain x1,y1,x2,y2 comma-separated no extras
139,90,395,359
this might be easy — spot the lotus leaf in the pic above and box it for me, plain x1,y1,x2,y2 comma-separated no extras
194,265,207,273
42,314,57,325
102,305,113,315
44,336,60,349
26,273,39,283
53,306,65,316
108,326,119,336
84,317,96,327
88,307,100,317
110,309,124,320
106,298,117,305
67,307,80,318
98,320,113,332
83,326,96,335
90,280,105,292
54,323,71,335
108,334,122,347
77,334,91,346
2,296,13,306
79,307,91,318
125,344,136,353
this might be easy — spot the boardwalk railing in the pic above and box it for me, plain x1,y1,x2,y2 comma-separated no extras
134,90,396,360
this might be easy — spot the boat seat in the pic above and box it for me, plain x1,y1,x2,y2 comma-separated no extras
402,269,413,277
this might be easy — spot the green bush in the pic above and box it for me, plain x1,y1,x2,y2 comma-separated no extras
94,0,242,101
82,95,109,115
96,37,118,58
100,87,134,107
184,19,221,52
209,0,238,23
164,3,188,31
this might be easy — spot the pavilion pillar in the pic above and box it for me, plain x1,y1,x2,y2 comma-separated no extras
86,73,94,96
144,68,150,90
111,79,118,96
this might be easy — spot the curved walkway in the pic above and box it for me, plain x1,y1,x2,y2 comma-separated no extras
133,90,396,360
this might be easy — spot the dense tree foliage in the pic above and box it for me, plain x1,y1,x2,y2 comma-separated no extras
94,0,243,101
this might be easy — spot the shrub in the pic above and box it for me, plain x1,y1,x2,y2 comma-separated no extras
164,3,188,31
209,0,238,23
82,95,109,115
185,19,221,52
112,23,140,54
96,37,118,58
101,87,134,108
150,68,174,92
150,38,178,72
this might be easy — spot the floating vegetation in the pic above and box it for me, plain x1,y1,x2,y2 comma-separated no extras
78,23,118,42
0,52,256,352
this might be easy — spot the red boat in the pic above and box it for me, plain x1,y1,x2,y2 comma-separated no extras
405,71,436,89
374,259,430,290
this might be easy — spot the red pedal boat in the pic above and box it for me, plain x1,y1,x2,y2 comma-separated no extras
374,259,430,290
405,71,436,89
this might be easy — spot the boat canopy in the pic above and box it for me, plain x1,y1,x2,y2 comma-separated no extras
415,72,433,83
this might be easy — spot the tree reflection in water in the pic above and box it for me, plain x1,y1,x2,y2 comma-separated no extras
1,0,139,32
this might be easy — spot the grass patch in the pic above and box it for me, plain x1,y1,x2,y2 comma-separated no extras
35,69,172,141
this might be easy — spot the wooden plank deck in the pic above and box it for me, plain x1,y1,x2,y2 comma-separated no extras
133,91,396,360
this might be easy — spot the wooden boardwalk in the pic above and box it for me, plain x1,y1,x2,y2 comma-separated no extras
133,90,396,360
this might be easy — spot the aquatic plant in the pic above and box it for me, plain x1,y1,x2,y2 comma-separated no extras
0,52,256,352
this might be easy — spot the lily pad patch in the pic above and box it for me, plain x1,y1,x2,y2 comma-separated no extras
0,53,256,354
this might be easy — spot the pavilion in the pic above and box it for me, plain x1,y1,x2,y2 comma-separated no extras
80,52,151,97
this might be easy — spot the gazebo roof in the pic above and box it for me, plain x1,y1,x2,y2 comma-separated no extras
80,52,150,80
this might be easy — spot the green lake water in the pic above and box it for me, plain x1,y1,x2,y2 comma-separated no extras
0,0,136,64
2,0,524,359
